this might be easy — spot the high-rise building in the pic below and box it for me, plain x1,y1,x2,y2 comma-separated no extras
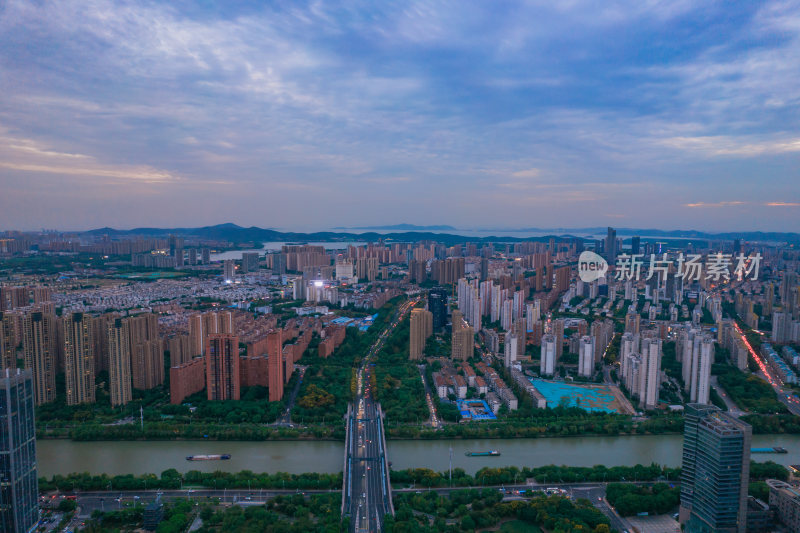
0,288,28,312
91,313,115,375
188,314,205,357
223,259,236,282
409,308,432,360
170,358,206,405
267,331,284,402
639,337,662,410
428,288,448,330
22,311,56,405
631,235,641,255
0,369,38,533
0,313,15,372
201,248,211,265
504,334,518,368
128,314,162,390
31,287,51,305
107,318,132,407
578,336,594,377
451,310,473,360
63,312,95,405
205,334,240,401
772,311,789,343
680,404,751,533
168,334,192,367
241,252,260,273
540,334,556,376
606,227,617,264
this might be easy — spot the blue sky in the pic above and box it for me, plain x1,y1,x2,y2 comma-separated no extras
1,0,799,232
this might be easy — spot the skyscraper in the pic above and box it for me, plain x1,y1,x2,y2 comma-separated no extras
22,311,56,405
631,235,641,255
63,312,95,405
205,334,240,401
409,308,432,360
0,313,15,372
680,404,751,533
0,369,38,533
107,318,132,407
428,288,448,330
606,227,617,264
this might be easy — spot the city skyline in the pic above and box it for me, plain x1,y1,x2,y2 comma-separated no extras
2,1,799,231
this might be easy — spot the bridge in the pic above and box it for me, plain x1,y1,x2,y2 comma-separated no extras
342,382,393,532
342,298,417,531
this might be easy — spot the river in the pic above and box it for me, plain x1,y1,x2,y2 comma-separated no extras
210,242,368,261
36,434,800,477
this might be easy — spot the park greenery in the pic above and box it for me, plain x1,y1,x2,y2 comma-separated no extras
605,483,680,516
372,314,430,424
743,413,800,434
392,463,681,488
291,296,406,423
384,401,685,440
194,493,342,533
39,469,343,492
715,365,787,414
391,460,786,489
390,489,610,532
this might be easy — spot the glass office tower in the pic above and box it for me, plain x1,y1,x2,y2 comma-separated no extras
680,404,751,533
0,369,38,533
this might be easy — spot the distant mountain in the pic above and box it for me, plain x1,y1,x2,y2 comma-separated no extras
475,226,800,242
334,224,458,231
80,223,800,245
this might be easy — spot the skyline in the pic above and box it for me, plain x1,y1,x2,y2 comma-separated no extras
2,1,800,231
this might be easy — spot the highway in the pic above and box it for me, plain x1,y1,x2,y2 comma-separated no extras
734,323,800,415
344,297,417,532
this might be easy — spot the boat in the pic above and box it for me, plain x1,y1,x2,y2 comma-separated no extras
465,451,500,457
750,447,788,454
186,454,231,461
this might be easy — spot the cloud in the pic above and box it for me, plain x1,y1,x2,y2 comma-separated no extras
685,201,747,208
662,136,800,157
766,202,800,207
1,1,799,230
0,131,181,184
510,168,542,179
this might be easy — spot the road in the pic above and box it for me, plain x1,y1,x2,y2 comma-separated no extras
709,375,745,417
734,323,800,415
61,478,664,531
276,365,307,425
344,297,417,532
417,364,440,428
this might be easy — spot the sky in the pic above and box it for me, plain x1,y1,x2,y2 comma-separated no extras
1,0,799,233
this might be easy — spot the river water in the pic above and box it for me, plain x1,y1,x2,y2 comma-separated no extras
210,242,368,261
37,434,800,477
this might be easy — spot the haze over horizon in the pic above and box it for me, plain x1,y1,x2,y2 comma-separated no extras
2,1,800,232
